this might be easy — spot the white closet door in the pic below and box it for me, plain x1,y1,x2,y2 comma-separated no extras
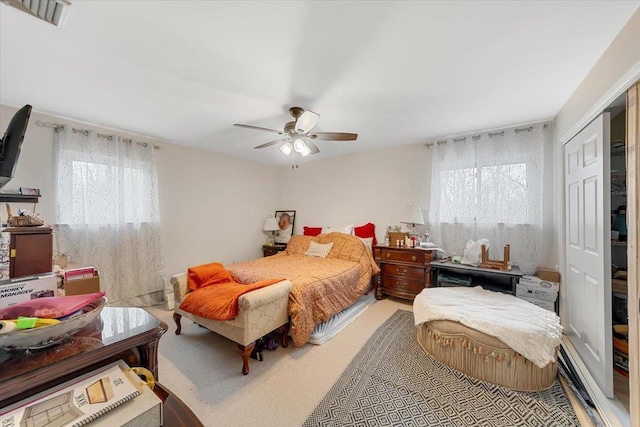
564,112,613,398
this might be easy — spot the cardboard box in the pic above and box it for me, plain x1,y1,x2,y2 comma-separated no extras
64,274,100,296
0,273,58,309
535,268,560,283
517,276,559,302
518,295,556,311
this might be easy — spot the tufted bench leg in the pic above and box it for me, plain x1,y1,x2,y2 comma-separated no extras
237,342,256,375
173,312,182,335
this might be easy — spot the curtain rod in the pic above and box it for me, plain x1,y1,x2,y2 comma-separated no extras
425,123,549,148
35,120,161,150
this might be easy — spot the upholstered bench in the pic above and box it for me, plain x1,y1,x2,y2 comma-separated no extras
171,272,293,375
413,286,562,391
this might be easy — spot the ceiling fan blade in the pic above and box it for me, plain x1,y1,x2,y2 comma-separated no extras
254,138,290,149
234,123,284,135
295,110,319,133
305,139,320,154
309,132,358,141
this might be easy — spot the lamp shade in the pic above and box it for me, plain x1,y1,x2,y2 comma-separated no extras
400,205,425,226
263,217,279,232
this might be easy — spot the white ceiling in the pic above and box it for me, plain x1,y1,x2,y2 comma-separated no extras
1,1,638,166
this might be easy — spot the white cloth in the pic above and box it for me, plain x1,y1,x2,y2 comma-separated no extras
413,286,562,368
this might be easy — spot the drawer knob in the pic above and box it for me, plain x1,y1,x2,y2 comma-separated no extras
396,268,406,275
385,253,391,259
412,255,417,261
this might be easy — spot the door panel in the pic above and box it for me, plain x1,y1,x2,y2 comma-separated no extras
564,112,613,398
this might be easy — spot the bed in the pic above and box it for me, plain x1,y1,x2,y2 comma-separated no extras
227,232,380,347
413,286,563,391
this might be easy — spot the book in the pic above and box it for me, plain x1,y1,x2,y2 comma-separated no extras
0,360,143,427
88,381,163,427
64,267,96,282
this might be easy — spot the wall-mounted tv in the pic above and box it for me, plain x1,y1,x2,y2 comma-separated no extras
0,105,32,189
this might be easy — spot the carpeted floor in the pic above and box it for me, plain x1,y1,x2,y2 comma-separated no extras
303,310,579,427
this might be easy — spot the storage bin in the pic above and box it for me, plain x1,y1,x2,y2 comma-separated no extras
437,273,472,287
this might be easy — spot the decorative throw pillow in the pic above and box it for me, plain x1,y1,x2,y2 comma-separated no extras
354,222,377,246
303,226,323,236
358,237,374,252
186,262,234,291
304,241,334,258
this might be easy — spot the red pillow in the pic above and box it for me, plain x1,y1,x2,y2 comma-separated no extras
303,226,322,236
354,223,377,246
187,262,234,291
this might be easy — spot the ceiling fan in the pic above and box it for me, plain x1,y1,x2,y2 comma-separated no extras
234,107,358,157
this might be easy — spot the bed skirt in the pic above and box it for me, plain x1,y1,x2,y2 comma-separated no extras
417,320,557,392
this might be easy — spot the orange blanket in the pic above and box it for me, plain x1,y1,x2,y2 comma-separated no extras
179,278,282,320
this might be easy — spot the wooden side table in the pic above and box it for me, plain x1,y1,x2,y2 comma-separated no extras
262,244,286,257
373,245,437,300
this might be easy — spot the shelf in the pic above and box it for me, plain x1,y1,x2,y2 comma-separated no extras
611,191,626,196
0,194,40,204
611,147,626,156
611,241,628,246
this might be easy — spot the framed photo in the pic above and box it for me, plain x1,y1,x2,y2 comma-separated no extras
274,210,296,245
19,187,41,196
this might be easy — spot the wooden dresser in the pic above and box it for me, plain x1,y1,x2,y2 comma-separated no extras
373,246,437,300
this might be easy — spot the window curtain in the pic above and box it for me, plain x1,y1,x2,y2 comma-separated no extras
54,127,165,306
429,124,550,274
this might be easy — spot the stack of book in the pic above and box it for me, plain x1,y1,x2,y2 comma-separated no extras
0,360,162,427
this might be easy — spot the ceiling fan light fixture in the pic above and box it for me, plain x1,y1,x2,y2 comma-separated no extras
280,141,293,156
294,110,319,133
293,138,306,153
300,145,311,157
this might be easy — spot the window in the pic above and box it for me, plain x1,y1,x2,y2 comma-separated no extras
429,124,550,274
55,128,164,306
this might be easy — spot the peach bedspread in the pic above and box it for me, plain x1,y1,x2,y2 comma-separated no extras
227,233,380,346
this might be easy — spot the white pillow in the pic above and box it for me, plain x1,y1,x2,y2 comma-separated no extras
304,241,334,258
321,224,354,235
358,237,374,251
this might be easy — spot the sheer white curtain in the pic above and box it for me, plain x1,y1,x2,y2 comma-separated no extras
54,127,165,306
429,124,550,274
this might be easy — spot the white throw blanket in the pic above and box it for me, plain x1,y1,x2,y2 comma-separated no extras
413,286,563,368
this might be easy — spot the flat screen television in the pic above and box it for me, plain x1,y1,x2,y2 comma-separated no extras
0,105,32,189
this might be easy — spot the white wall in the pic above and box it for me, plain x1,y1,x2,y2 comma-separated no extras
0,104,279,285
276,143,432,242
555,8,640,142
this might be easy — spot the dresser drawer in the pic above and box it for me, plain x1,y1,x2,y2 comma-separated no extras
381,276,426,295
380,249,425,264
382,264,425,281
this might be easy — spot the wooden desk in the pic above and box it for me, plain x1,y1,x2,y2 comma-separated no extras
430,260,523,295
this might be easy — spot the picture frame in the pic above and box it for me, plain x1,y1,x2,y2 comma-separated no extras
274,210,296,245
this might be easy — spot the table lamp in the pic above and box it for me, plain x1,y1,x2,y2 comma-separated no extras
400,205,424,239
263,217,279,245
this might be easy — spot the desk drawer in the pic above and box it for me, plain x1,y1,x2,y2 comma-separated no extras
381,276,426,295
380,249,425,264
382,264,424,280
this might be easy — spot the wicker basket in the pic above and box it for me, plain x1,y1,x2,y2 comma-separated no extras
7,215,44,227
388,231,408,247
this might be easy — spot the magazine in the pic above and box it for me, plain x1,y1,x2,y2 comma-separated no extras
0,360,142,427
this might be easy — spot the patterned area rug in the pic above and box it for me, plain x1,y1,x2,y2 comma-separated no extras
303,310,578,427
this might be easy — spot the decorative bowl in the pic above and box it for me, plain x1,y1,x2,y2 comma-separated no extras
0,297,107,351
